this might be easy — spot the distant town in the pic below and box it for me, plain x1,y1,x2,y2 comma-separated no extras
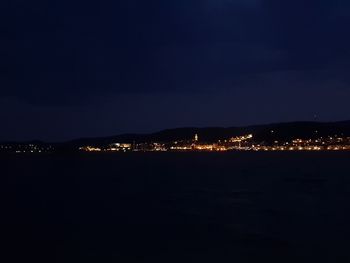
2,121,350,154
77,133,350,153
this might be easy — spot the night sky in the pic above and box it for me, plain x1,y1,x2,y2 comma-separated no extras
1,0,350,141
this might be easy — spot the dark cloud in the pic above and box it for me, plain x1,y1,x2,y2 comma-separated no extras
1,0,350,139
262,0,350,66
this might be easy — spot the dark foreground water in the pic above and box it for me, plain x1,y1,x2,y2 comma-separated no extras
2,152,350,262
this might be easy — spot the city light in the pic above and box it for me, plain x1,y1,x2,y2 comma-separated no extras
2,134,350,154
76,134,350,153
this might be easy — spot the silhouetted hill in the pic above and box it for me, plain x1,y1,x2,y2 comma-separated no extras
63,120,350,148
3,120,350,153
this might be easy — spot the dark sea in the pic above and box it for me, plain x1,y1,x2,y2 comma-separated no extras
2,152,350,262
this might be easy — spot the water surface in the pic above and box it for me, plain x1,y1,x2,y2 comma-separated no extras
2,152,350,262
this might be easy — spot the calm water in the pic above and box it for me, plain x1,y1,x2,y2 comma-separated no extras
2,152,350,262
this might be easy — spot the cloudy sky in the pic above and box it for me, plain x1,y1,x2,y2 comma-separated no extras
1,0,350,141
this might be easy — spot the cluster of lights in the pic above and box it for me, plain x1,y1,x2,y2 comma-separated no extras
229,134,253,143
79,146,102,152
170,146,193,151
134,142,167,152
252,145,323,151
252,135,350,152
193,144,227,151
0,144,53,154
4,134,350,154
107,143,132,152
79,134,255,152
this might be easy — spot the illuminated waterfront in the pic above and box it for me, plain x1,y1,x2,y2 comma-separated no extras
2,125,350,154
78,134,350,153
